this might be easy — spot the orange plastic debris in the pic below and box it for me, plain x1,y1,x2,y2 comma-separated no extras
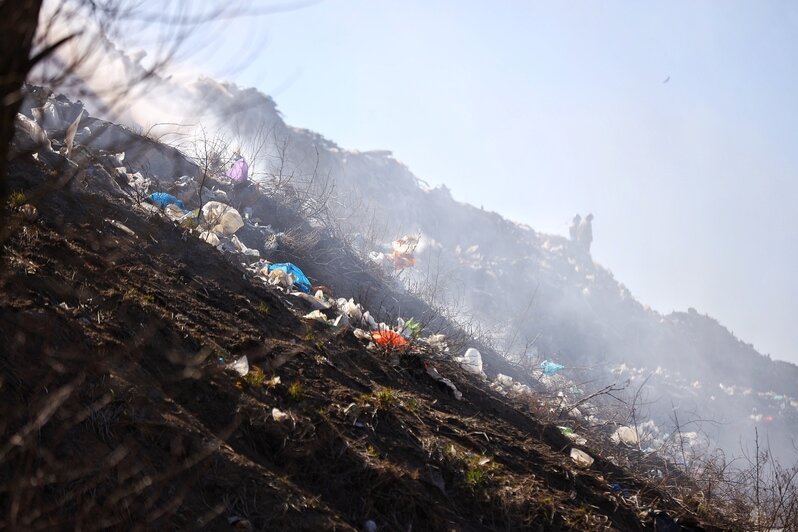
390,235,419,270
371,330,408,349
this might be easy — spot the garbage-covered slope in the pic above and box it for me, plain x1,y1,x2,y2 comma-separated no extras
179,78,798,462
1,122,741,528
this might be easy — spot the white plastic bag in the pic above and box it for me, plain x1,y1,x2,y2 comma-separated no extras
199,231,220,246
226,355,249,376
611,426,639,446
456,347,484,376
202,201,244,235
570,448,594,468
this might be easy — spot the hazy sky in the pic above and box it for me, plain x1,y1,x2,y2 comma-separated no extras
188,1,798,363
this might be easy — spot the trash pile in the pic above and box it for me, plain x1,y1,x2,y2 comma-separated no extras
9,89,701,456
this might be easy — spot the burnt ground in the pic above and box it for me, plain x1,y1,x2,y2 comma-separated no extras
0,156,742,531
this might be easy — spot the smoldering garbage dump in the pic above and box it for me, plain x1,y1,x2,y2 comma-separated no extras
3,70,797,529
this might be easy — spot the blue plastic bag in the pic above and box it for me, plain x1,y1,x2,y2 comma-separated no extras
540,360,565,376
268,263,311,293
149,192,186,211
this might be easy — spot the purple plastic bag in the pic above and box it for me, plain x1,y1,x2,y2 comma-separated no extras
226,158,249,184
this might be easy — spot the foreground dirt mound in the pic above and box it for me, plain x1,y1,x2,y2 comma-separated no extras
1,157,735,530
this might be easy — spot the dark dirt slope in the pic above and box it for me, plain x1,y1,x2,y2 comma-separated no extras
1,158,736,531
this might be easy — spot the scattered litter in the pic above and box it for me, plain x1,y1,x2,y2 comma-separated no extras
371,330,408,349
199,231,220,246
570,448,594,468
291,291,331,310
398,317,422,339
352,328,372,341
390,235,418,269
361,310,378,330
337,298,363,323
266,267,294,290
455,347,485,377
200,186,228,203
19,204,38,222
491,373,532,396
122,168,151,195
104,219,136,237
540,360,565,376
148,192,186,211
63,107,82,158
31,100,60,131
422,334,449,353
164,203,185,221
226,355,249,377
495,373,513,387
14,113,53,153
231,235,260,257
329,312,348,329
268,263,311,293
201,201,244,236
425,362,463,400
558,426,588,445
611,426,639,446
303,310,331,323
271,408,290,422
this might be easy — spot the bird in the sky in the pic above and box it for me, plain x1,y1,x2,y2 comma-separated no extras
663,76,670,84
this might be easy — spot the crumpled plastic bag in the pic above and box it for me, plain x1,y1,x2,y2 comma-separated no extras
456,347,484,377
14,113,54,153
352,328,372,341
540,360,565,376
226,355,249,376
267,268,294,289
558,426,588,446
268,263,311,293
611,426,639,446
231,235,260,257
425,362,463,400
291,291,330,310
199,231,221,246
570,448,594,468
202,201,244,236
337,298,363,323
149,192,186,211
422,334,449,353
303,310,331,323
272,407,290,422
164,203,185,221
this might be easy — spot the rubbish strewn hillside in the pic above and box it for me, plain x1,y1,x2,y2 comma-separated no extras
0,91,752,530
174,77,798,465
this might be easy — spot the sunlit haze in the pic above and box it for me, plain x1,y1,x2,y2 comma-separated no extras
182,0,798,363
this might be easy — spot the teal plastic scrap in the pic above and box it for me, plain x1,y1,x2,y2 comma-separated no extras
540,360,565,376
148,192,186,211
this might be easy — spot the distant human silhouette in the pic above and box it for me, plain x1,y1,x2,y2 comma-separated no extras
578,213,594,252
569,214,581,241
570,213,593,254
